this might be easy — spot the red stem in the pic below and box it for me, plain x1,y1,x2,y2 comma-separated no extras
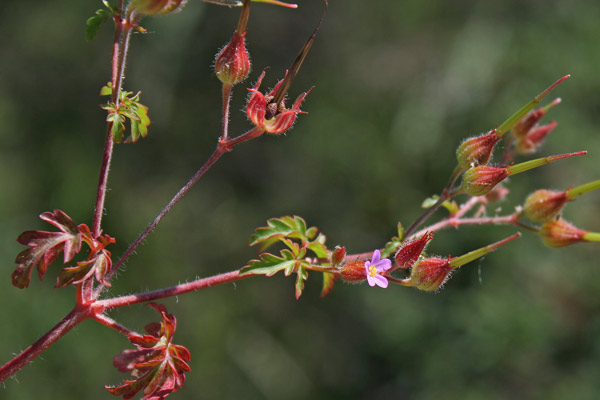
0,306,92,382
97,269,250,309
96,127,265,295
221,84,233,141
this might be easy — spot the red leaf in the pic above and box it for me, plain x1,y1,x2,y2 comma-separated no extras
107,303,191,400
12,210,83,289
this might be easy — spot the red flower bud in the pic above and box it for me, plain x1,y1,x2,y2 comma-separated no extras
516,121,557,155
524,189,569,222
215,31,251,85
456,130,501,170
540,219,588,248
461,166,509,196
410,257,453,291
512,107,548,139
246,70,311,134
131,0,187,15
330,246,346,266
338,260,366,283
393,232,433,270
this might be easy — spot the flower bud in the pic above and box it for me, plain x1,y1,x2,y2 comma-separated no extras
338,260,366,283
540,219,588,248
214,32,251,85
512,108,547,139
456,130,501,170
410,257,453,291
131,0,187,15
330,246,346,266
393,232,433,270
461,166,508,196
516,121,557,155
524,189,568,222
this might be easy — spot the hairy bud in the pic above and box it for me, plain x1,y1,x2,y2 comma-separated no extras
338,260,366,283
524,189,568,223
456,130,501,170
461,166,509,196
410,257,453,291
393,232,433,270
215,32,251,85
539,219,588,248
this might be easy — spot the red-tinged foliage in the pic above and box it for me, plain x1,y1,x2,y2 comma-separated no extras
12,210,83,289
107,303,191,400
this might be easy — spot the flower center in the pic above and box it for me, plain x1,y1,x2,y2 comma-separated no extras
368,265,378,277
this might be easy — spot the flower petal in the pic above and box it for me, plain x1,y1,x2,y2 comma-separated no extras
372,274,388,288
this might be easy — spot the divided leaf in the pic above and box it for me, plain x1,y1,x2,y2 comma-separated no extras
12,210,83,289
107,303,191,400
245,216,333,298
101,83,151,143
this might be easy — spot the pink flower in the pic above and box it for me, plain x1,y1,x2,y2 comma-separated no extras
364,250,392,288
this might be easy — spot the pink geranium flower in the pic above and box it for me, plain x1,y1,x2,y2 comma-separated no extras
365,249,392,288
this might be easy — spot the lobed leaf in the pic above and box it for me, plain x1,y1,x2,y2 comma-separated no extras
320,272,337,298
241,249,301,277
85,9,111,42
249,215,308,248
108,303,190,400
12,210,83,289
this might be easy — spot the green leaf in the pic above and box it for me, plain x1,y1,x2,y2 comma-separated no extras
307,241,328,258
295,266,308,299
241,249,300,277
100,83,113,96
320,272,336,298
85,9,111,42
421,195,459,215
249,216,309,248
381,237,401,259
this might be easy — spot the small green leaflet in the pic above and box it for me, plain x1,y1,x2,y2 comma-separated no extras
100,82,151,143
85,1,119,42
421,195,459,215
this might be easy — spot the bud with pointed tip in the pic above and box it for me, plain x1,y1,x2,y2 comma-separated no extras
215,32,251,85
461,166,509,196
539,219,589,248
516,121,557,155
524,189,569,222
393,232,433,270
456,130,501,170
330,246,346,266
410,257,454,291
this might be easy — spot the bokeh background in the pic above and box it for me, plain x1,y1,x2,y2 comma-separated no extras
2,1,600,399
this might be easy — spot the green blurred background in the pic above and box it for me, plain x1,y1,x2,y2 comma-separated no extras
2,0,600,399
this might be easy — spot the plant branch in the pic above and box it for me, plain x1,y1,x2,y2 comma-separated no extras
92,15,134,239
404,166,463,238
0,305,93,382
96,127,265,296
97,269,250,309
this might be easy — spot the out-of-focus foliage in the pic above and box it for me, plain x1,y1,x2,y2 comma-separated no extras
1,1,600,399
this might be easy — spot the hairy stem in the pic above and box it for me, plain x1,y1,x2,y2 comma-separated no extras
96,127,265,296
404,166,463,238
97,269,250,309
92,15,134,239
0,306,92,382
